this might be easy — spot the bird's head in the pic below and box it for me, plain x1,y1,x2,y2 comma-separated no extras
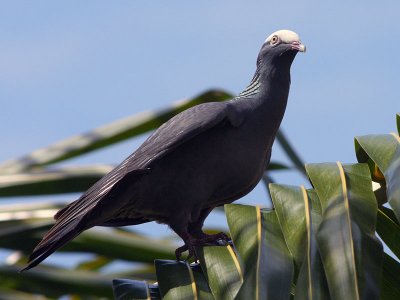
257,29,305,76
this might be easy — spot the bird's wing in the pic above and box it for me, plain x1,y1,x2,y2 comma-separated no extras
126,101,243,169
55,100,243,221
23,101,242,271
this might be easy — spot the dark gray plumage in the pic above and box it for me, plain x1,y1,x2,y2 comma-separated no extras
22,30,305,271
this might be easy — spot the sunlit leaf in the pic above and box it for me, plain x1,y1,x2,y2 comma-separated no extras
294,189,330,300
270,185,330,299
306,162,383,300
225,204,293,300
76,255,112,271
0,165,113,197
196,245,241,300
0,202,61,224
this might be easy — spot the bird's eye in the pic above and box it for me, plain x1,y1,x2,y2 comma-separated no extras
270,35,279,45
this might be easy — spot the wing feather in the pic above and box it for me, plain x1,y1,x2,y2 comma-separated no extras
56,101,241,221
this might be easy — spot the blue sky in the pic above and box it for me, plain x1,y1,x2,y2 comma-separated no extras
1,2,399,229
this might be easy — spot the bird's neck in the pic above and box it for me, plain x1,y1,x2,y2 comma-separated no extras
236,64,291,110
258,73,290,126
237,60,291,97
236,69,262,99
234,65,291,136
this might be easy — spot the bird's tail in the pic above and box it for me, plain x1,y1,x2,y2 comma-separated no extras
20,218,88,272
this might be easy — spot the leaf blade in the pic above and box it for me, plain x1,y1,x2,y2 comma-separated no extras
306,163,383,300
155,260,197,300
196,245,242,300
112,279,159,300
376,206,400,259
276,130,306,176
380,253,400,299
0,165,113,197
225,204,293,300
2,265,113,298
355,134,400,221
270,184,330,300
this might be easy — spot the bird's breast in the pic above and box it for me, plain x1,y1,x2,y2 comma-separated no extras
134,119,275,213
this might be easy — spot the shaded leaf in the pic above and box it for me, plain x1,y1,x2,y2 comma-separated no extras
1,265,113,298
379,205,399,225
276,130,306,176
355,134,400,221
112,279,160,300
111,265,157,282
0,287,48,300
376,206,400,259
0,221,54,253
0,220,176,263
306,162,383,300
155,260,197,300
374,184,388,207
270,184,308,269
190,263,215,300
68,229,176,263
267,161,291,171
380,253,400,300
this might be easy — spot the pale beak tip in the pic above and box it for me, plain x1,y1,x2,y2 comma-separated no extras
291,41,306,53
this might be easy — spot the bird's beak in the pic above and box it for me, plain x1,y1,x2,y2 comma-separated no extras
291,41,306,53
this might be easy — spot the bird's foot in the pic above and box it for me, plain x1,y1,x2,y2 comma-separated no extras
193,232,231,245
175,232,231,261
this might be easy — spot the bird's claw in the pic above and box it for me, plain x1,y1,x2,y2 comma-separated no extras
175,244,188,260
175,243,196,261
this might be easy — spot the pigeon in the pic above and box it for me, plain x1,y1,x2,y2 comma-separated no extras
22,29,305,271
